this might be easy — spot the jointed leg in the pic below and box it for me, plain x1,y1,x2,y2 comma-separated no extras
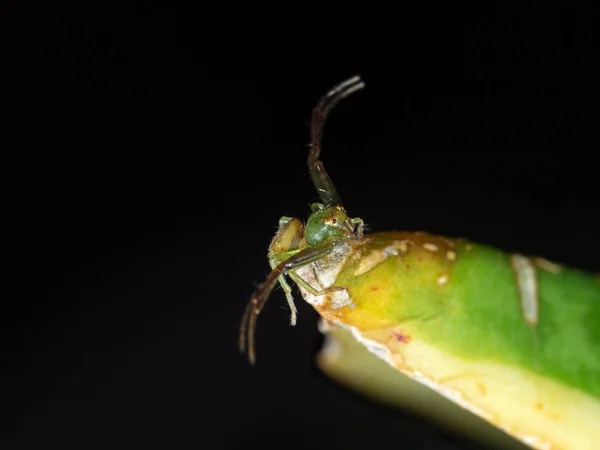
287,271,345,297
269,257,344,327
268,216,306,326
308,76,365,207
239,242,336,365
275,273,298,326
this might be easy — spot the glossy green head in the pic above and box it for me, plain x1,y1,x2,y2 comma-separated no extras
305,203,360,246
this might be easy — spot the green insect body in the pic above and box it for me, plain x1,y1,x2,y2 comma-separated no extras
239,76,600,450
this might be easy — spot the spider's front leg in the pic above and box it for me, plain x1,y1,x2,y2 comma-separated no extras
240,238,336,365
268,217,307,326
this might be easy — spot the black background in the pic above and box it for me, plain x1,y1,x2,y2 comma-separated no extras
4,3,599,450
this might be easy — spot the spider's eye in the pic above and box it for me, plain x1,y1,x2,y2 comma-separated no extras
331,218,337,224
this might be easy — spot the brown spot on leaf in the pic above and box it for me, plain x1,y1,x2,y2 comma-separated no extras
392,331,411,343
